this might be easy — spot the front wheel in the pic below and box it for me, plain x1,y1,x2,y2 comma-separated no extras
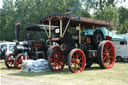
97,40,115,69
5,54,15,68
46,45,60,59
68,49,86,73
48,47,65,71
15,53,29,69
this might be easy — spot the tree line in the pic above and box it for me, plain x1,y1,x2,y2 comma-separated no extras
0,0,128,41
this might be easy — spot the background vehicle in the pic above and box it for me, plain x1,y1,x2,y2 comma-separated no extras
118,33,128,40
0,42,6,59
0,42,16,59
5,23,55,69
40,13,117,73
112,40,128,62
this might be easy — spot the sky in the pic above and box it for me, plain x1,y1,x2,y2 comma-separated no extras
0,0,128,8
116,0,128,8
0,0,3,8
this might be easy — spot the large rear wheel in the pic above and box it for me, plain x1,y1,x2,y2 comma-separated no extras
68,49,86,73
5,54,15,68
93,30,104,48
15,53,29,69
97,40,115,69
48,47,65,71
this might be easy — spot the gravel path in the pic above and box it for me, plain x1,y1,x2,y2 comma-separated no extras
0,76,52,85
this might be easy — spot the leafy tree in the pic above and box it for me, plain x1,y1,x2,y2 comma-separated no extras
0,0,16,41
94,6,119,22
82,0,126,11
118,7,128,33
0,0,127,41
14,0,82,40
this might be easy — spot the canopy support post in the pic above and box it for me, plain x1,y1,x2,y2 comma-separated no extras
79,24,81,46
42,24,49,38
62,20,70,37
108,26,110,36
49,20,52,38
60,19,63,37
92,25,95,34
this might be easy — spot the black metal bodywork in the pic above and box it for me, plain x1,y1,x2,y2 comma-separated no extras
40,13,117,72
13,24,50,60
40,13,117,56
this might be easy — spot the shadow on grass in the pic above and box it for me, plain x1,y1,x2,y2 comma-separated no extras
115,61,128,64
85,67,103,71
7,66,103,77
0,67,18,70
8,68,70,77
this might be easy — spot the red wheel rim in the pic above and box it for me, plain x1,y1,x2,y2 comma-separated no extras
50,49,65,71
47,45,59,57
70,49,85,73
101,41,115,69
6,54,15,68
16,54,29,69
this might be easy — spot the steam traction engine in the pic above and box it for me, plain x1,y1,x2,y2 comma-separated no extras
40,14,116,73
5,23,51,69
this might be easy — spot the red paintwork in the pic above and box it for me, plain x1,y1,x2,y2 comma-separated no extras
106,36,112,41
70,49,86,73
102,41,115,69
6,54,15,68
15,54,29,69
50,49,65,71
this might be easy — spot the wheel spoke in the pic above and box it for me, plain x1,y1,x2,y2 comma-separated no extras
68,49,85,73
15,54,29,69
76,52,80,59
5,54,15,68
108,48,112,52
71,58,75,63
74,63,77,70
100,41,115,69
49,48,65,71
103,56,107,61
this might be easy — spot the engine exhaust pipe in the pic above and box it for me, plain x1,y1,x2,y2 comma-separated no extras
15,23,20,43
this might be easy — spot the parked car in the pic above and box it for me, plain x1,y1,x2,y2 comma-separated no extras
0,42,6,59
5,42,16,57
0,42,16,59
118,33,128,40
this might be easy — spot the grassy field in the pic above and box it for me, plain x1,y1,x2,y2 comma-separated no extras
0,61,128,85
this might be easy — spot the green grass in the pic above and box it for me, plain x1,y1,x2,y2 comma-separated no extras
0,61,128,85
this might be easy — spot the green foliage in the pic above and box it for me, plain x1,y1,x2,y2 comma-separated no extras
0,0,81,41
0,0,16,41
94,6,119,22
1,62,128,85
117,7,128,33
0,0,128,41
118,7,128,24
82,0,125,11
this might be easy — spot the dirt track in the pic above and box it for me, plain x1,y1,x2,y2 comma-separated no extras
0,76,52,85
